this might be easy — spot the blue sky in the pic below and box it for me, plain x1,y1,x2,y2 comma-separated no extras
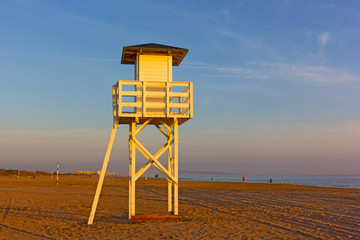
1,0,359,175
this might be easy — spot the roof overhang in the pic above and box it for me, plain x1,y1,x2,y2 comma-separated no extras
121,43,188,66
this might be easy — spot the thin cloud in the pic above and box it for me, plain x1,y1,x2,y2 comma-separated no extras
184,61,360,86
319,32,330,49
200,81,285,98
21,0,125,33
66,57,119,62
216,28,269,50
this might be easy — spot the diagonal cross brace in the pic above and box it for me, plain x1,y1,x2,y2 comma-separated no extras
132,137,175,182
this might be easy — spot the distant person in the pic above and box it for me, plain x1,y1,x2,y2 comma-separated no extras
269,178,273,184
242,176,245,182
211,177,214,182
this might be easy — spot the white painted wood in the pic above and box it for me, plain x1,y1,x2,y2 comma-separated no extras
91,46,192,223
138,55,172,82
166,82,169,117
118,81,122,117
88,126,118,225
169,92,188,98
190,82,193,118
132,138,175,182
167,126,173,214
142,81,147,117
130,122,136,217
112,80,193,122
169,103,189,109
173,119,179,215
128,124,132,219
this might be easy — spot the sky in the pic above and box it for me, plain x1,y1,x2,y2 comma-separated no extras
0,0,359,176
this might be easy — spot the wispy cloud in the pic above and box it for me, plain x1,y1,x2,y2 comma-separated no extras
65,57,119,62
184,61,360,86
55,10,124,33
199,80,286,98
22,0,125,33
318,31,331,58
319,31,330,49
216,28,272,51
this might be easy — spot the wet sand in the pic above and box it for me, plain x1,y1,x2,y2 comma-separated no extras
0,175,359,239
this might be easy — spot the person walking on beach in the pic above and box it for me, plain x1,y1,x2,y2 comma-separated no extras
269,178,273,184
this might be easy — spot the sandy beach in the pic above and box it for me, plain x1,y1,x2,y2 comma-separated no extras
0,175,359,239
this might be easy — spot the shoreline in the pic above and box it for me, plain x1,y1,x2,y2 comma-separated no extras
1,174,360,190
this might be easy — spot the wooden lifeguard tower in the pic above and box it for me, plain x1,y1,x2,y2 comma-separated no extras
88,43,193,224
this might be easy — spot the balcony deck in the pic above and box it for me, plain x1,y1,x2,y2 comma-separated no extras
112,80,193,125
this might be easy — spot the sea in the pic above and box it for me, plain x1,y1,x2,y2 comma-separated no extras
179,175,360,189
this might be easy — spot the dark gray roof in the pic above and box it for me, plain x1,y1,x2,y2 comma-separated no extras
121,43,188,66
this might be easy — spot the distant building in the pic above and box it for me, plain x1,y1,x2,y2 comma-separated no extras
76,170,114,176
76,171,96,175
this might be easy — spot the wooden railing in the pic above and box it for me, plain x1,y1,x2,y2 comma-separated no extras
112,80,193,120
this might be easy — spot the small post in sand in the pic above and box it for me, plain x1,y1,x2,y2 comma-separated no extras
56,161,59,185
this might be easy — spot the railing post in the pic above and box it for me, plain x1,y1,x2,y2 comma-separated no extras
112,84,117,119
142,81,146,117
118,81,122,117
166,82,170,117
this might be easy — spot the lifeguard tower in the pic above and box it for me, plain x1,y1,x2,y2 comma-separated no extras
88,43,193,224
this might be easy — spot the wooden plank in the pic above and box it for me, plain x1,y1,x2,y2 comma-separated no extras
131,215,179,224
166,82,169,117
121,81,142,86
182,85,190,93
132,138,175,183
145,91,166,97
169,103,189,109
122,102,142,107
119,112,142,117
180,108,189,115
173,120,179,215
112,84,117,118
190,82,193,118
169,92,188,98
138,55,170,82
130,122,136,217
118,81,122,115
145,102,166,108
88,126,118,225
170,82,188,87
144,81,166,87
122,91,142,97
168,114,189,118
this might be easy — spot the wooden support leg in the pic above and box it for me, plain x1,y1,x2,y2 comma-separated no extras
128,124,132,219
167,127,173,214
173,119,179,215
129,122,136,219
88,126,118,225
168,180,173,214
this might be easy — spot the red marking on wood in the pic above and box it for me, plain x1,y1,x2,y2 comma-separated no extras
131,215,179,224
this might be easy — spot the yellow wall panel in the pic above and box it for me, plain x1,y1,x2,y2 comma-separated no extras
138,55,172,82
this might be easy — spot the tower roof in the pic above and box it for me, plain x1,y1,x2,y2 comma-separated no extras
121,43,188,66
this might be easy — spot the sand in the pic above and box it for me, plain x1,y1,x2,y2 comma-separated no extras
0,175,359,239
